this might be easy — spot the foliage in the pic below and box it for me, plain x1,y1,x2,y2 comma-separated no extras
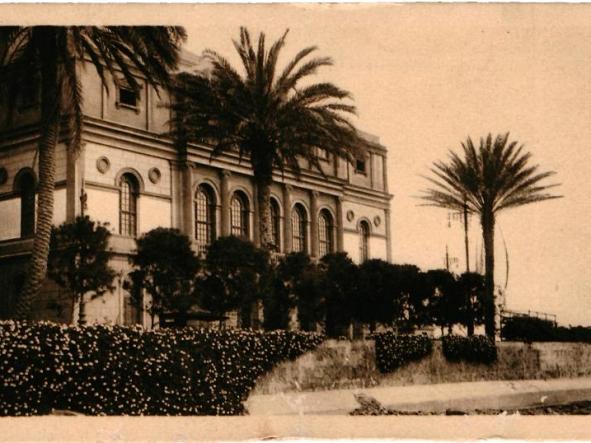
501,316,555,342
273,253,323,332
422,133,561,337
1,26,186,319
126,228,200,326
455,272,486,335
355,259,406,331
373,332,433,373
501,316,591,343
47,216,116,325
197,236,270,327
0,320,323,416
441,335,497,364
262,273,292,330
171,27,376,248
319,252,358,338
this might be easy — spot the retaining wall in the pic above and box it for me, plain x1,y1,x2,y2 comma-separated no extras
252,339,591,395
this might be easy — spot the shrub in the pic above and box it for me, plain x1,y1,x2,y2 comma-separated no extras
0,321,323,416
441,335,497,364
502,316,591,343
373,332,433,373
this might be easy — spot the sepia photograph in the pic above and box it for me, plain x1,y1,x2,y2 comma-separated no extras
0,3,590,441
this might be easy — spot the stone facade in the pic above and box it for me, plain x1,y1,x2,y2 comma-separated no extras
0,52,392,327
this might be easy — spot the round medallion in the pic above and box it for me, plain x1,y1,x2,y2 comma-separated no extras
0,167,7,186
374,216,381,227
346,210,355,222
148,167,161,184
96,156,110,174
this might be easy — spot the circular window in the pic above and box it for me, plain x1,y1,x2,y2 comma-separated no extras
148,167,161,184
374,216,381,227
0,167,7,185
346,210,355,222
96,156,110,174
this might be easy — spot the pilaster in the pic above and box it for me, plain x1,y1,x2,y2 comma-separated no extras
220,170,231,237
282,184,292,253
336,196,344,252
310,190,319,258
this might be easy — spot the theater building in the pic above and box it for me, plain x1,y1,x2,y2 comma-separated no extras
0,51,392,326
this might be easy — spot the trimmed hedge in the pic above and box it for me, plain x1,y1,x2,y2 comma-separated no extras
0,321,323,416
373,332,433,373
441,335,497,364
502,316,591,343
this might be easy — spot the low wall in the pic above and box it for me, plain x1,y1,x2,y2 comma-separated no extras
252,339,591,395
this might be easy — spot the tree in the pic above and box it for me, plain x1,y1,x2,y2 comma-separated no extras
355,260,405,332
197,236,270,328
171,27,377,249
271,252,321,332
47,216,116,325
421,269,458,335
422,133,561,337
456,272,485,336
319,252,358,338
127,228,200,327
1,26,186,319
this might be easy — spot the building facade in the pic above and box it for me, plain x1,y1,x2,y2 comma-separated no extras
0,52,392,326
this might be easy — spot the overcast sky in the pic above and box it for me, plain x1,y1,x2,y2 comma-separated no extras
177,4,589,326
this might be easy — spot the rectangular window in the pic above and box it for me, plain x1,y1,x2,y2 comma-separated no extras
316,148,329,162
355,158,367,175
118,85,139,109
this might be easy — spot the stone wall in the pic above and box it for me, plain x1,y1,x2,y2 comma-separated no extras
252,339,591,395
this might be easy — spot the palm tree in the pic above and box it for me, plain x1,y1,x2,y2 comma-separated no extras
0,26,186,320
421,133,561,337
171,27,376,249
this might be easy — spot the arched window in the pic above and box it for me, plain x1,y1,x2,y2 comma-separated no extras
318,209,334,258
230,191,249,238
292,203,308,253
195,184,216,254
270,198,281,252
359,220,370,262
119,173,139,237
16,171,35,238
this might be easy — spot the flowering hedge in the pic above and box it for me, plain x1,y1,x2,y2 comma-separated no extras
373,332,433,373
441,335,497,364
0,321,323,416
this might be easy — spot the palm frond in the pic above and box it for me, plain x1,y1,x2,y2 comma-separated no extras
422,134,561,219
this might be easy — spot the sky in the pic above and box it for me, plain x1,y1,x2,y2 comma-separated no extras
169,3,591,326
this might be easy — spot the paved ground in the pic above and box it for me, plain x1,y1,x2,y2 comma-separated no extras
246,376,591,415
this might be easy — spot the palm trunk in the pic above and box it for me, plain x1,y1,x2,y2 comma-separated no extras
14,57,61,320
256,178,272,250
482,210,496,338
78,293,87,326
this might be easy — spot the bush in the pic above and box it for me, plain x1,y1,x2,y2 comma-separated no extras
0,321,323,416
501,316,591,343
501,316,556,342
373,332,433,373
441,335,497,364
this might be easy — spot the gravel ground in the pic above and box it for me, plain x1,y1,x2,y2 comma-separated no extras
350,395,591,415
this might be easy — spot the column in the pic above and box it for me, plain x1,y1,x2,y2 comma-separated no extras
336,196,344,252
181,163,193,237
385,207,392,262
282,184,292,253
310,190,319,258
220,170,231,236
66,144,83,222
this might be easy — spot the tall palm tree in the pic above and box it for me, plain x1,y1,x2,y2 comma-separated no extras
422,133,561,337
0,26,186,320
171,27,376,249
